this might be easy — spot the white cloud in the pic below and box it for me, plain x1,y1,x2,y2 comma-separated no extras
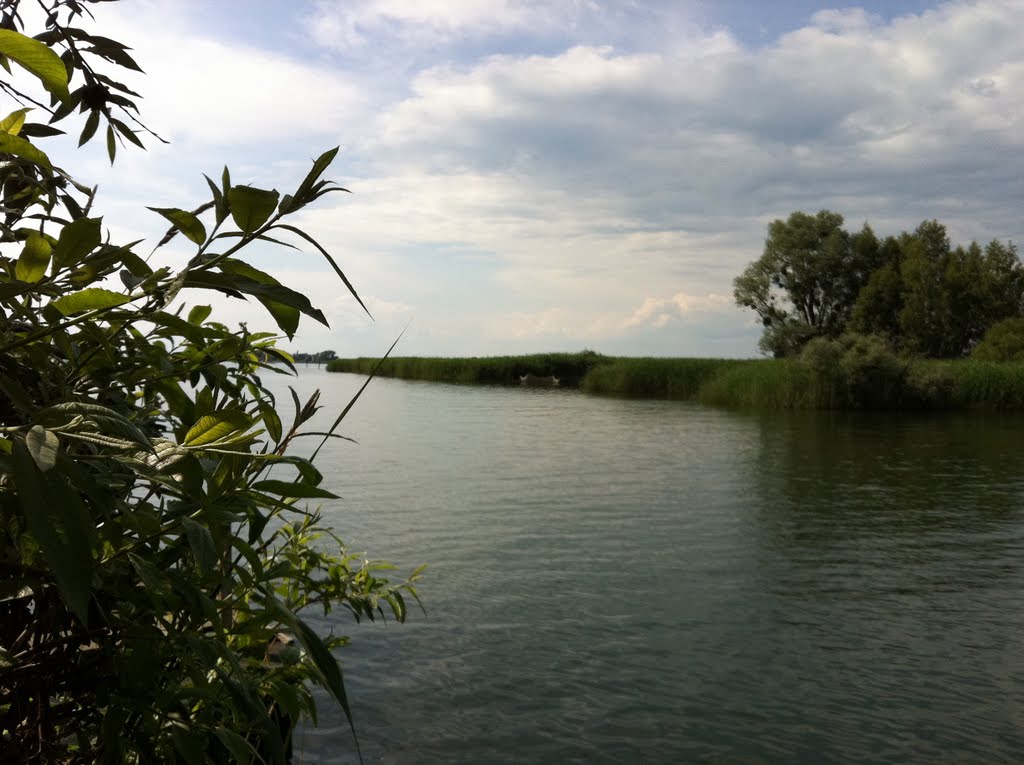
91,0,368,147
34,0,1024,358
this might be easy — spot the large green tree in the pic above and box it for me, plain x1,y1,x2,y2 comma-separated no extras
741,212,1024,359
733,210,881,356
850,220,1024,357
0,2,419,762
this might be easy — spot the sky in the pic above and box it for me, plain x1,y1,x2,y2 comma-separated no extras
36,0,1024,357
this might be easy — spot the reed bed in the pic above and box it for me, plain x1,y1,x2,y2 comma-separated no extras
326,351,609,386
325,353,1024,410
580,358,743,399
915,359,1024,409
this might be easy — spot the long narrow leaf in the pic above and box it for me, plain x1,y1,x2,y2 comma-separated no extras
270,224,371,318
310,327,405,462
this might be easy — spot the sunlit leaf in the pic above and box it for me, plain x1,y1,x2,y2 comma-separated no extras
15,231,52,282
0,130,52,169
187,304,212,325
184,410,252,447
0,29,70,102
51,287,129,315
0,107,30,135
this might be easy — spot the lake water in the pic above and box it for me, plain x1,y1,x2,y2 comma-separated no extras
273,369,1024,764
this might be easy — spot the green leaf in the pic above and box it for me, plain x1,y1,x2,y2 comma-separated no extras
272,224,371,318
38,402,153,449
227,186,279,234
258,399,283,443
0,29,70,102
184,271,329,328
110,117,144,148
52,216,102,271
15,231,52,282
106,123,116,164
251,480,339,500
204,174,227,225
187,304,212,325
0,130,52,170
26,425,59,472
215,258,300,337
181,517,218,574
311,328,404,462
0,107,30,135
294,615,359,754
292,146,340,206
147,207,207,246
12,441,94,623
214,728,255,764
184,410,252,447
78,108,99,146
51,287,129,315
19,122,64,138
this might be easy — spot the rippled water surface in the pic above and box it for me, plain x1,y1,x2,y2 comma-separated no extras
273,370,1024,764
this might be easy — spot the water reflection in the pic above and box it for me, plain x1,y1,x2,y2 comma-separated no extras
281,372,1024,764
740,410,1024,763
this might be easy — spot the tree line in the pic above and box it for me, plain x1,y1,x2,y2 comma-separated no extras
734,210,1024,359
292,349,337,364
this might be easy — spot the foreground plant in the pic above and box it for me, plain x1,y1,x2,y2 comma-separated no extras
0,1,419,761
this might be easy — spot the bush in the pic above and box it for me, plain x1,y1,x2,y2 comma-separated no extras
799,333,908,408
0,4,419,762
972,317,1024,361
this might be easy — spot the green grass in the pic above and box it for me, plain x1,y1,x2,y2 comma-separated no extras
325,353,1024,410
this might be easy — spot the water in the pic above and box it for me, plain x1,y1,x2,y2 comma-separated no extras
271,369,1024,764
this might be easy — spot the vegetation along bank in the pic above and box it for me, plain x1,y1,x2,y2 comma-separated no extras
325,349,1024,410
327,209,1024,410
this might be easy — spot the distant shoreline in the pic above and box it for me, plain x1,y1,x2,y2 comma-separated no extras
325,352,1024,410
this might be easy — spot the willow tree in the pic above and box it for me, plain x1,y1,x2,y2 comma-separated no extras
733,210,882,356
0,2,419,762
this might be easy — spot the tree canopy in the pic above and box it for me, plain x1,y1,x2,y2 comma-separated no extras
735,211,1024,358
0,1,419,762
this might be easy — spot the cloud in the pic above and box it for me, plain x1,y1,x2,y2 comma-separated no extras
39,0,1024,359
312,0,1024,354
90,0,369,148
623,293,734,331
303,0,712,54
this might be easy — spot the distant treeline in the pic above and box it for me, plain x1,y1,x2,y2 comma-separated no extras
292,350,337,364
326,350,1024,410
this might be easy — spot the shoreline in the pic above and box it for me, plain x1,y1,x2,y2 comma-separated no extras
324,353,1024,410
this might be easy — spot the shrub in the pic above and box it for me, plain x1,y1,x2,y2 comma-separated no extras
0,4,419,762
799,333,908,408
972,317,1024,361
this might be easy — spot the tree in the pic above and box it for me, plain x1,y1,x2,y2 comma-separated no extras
848,236,903,341
897,222,1024,357
0,2,419,761
733,211,880,356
